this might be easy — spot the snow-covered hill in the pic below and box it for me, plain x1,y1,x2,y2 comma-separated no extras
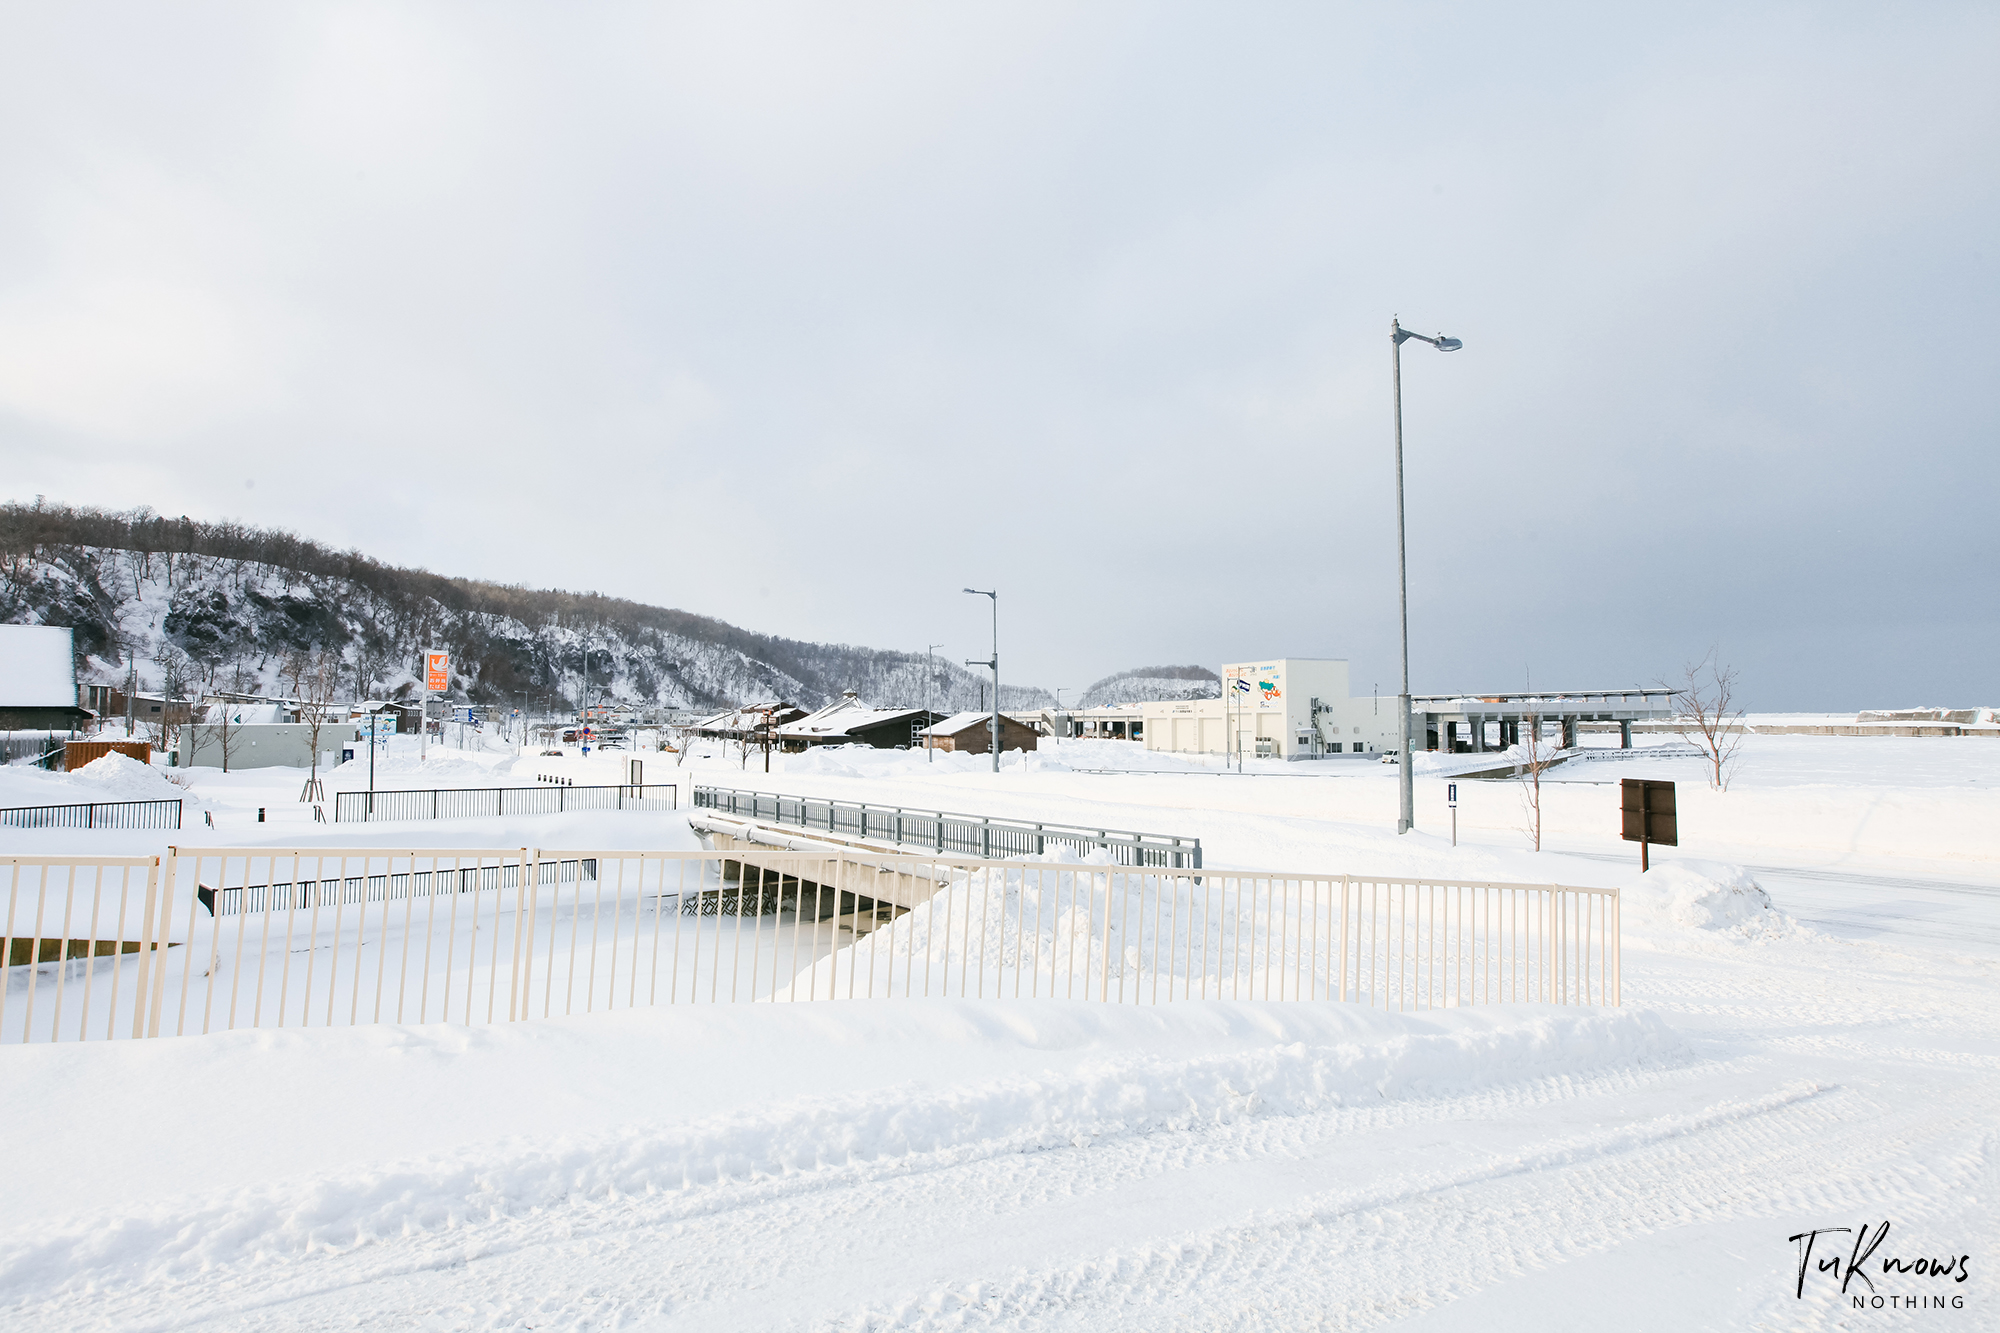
1077,664,1221,708
0,503,1055,713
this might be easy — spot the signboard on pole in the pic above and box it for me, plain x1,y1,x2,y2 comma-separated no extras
425,651,450,693
1619,778,1677,871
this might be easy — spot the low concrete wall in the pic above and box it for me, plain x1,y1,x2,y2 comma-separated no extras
689,813,952,912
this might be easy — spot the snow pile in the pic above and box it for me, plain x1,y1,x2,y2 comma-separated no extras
0,750,206,815
1618,859,1792,938
66,752,188,803
0,1000,1683,1298
328,744,516,787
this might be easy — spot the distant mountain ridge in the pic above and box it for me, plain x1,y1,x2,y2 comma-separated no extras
0,501,1054,714
1077,665,1221,709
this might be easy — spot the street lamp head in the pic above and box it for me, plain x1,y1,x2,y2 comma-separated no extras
1434,335,1462,351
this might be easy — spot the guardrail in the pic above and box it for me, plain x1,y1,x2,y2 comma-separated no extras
692,785,1201,869
4,847,1617,1043
332,784,676,823
0,798,183,831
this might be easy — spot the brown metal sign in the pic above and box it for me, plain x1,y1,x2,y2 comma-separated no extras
1620,778,1677,870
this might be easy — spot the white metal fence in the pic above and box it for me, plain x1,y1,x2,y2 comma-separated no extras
2,847,1618,1043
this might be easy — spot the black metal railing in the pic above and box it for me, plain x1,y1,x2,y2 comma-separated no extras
199,856,598,916
0,798,183,831
692,786,1201,869
332,784,677,823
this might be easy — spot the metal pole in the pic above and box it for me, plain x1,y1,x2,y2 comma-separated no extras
989,594,999,774
1392,317,1414,835
925,643,942,763
963,588,999,773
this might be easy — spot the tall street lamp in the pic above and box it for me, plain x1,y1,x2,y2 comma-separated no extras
963,588,999,773
1391,316,1463,835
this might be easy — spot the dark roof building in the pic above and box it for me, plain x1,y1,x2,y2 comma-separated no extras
775,693,945,751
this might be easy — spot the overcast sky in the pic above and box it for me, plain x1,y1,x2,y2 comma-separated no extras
2,3,1994,709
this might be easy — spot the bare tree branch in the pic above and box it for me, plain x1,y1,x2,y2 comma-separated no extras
1669,650,1745,791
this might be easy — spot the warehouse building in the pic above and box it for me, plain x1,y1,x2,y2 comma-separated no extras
1143,659,1396,760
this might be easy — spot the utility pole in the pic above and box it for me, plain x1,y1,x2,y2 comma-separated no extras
963,589,998,773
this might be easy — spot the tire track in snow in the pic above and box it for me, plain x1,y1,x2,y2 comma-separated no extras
834,1080,1994,1332
2,1053,1718,1332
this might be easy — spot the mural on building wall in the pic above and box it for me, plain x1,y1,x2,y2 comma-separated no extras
1226,665,1285,710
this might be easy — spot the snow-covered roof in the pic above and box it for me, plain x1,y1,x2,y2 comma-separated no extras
776,696,929,739
919,711,1003,737
691,703,804,734
0,625,75,707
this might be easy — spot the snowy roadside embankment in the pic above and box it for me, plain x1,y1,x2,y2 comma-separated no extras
0,751,209,818
0,1000,1685,1304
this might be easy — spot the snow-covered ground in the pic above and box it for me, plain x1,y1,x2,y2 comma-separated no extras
2,733,1995,1328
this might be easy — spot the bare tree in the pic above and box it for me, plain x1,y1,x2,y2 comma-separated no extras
1516,708,1550,851
154,646,195,758
670,715,700,766
281,647,310,701
188,695,241,773
296,650,341,801
1670,651,1746,791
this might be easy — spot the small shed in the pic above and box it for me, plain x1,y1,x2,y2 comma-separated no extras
920,711,1040,755
65,739,153,771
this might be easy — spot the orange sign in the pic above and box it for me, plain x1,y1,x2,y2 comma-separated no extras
425,651,449,693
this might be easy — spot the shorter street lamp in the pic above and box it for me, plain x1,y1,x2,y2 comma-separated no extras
963,588,999,773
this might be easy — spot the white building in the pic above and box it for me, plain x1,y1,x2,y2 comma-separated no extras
1142,659,1398,761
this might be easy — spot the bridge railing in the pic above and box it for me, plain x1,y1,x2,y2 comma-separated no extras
692,785,1201,869
4,846,1615,1043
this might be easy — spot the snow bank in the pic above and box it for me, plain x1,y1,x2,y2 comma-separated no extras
0,1000,1683,1298
329,745,515,787
66,752,189,803
0,751,204,814
1618,859,1792,938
